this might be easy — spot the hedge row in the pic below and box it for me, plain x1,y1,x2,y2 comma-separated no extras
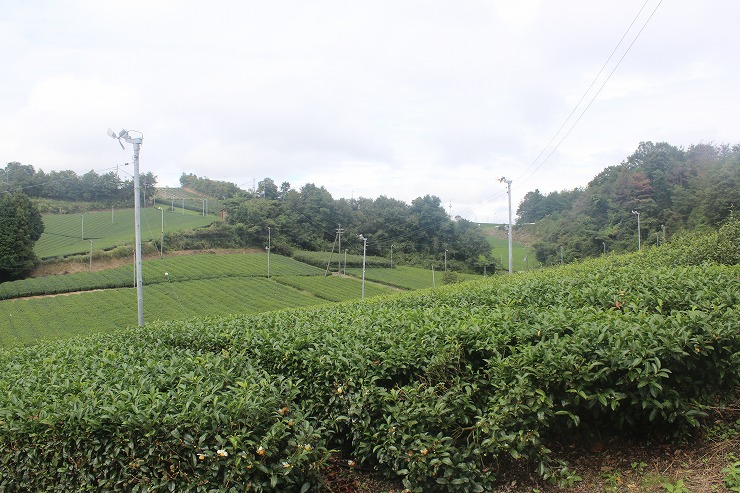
0,256,737,491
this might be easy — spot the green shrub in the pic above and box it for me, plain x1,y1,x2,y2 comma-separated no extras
0,227,738,491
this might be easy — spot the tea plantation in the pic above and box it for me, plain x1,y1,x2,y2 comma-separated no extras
36,208,215,258
0,226,737,491
0,253,404,346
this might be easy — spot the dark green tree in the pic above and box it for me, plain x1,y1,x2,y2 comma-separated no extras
526,141,740,264
0,192,44,281
257,178,279,200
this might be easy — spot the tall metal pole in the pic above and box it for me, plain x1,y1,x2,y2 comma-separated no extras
359,234,367,299
108,128,144,327
159,207,164,259
632,210,641,251
500,177,513,274
267,227,271,279
337,224,343,273
132,139,144,326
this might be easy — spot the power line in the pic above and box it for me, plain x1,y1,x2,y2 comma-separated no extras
517,0,663,189
450,0,663,221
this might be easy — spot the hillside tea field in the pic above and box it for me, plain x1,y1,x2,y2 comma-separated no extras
0,253,405,346
0,241,737,491
0,252,323,300
35,208,215,258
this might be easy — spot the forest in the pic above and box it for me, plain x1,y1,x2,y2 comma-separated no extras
178,174,494,271
515,142,739,264
217,182,493,271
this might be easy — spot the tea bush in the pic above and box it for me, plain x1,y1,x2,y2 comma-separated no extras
0,233,737,491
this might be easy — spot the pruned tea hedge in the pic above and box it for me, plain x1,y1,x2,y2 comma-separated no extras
0,247,737,491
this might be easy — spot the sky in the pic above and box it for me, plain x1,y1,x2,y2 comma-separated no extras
1,1,738,222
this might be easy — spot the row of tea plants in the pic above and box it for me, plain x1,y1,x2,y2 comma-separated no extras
0,253,322,300
0,225,737,491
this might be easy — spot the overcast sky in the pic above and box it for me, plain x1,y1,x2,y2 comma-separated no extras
1,1,737,222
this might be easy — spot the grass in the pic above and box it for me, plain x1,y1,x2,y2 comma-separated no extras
36,208,216,258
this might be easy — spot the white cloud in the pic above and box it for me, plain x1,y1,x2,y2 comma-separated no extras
0,0,738,221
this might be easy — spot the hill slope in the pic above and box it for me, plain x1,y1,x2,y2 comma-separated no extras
0,221,737,491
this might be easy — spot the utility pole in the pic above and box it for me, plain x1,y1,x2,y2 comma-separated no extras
390,244,394,269
131,136,144,326
266,227,271,279
662,224,666,244
157,207,164,259
108,128,144,327
324,231,339,277
632,210,641,251
444,249,448,272
336,224,344,273
499,177,513,274
113,163,118,223
358,234,367,299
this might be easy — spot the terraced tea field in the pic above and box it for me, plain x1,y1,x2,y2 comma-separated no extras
0,237,736,491
36,208,216,258
0,253,409,346
345,265,481,290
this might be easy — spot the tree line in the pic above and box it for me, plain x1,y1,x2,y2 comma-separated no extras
219,180,494,271
0,162,157,210
516,142,739,264
177,174,494,271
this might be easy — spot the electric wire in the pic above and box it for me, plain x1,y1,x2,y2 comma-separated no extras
450,0,663,221
516,0,663,190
